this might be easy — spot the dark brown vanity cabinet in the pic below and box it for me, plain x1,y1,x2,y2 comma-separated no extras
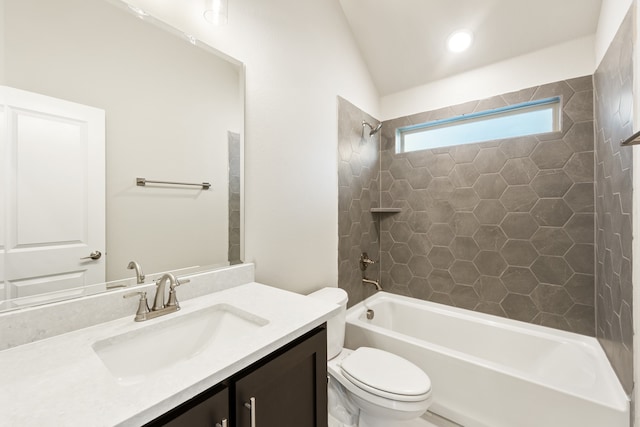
150,383,230,427
234,325,328,427
146,325,327,427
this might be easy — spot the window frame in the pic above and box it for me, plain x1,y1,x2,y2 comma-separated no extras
395,96,562,154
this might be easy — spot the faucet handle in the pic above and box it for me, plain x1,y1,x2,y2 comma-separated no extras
166,277,190,308
359,252,376,271
123,290,144,299
176,278,190,287
123,291,150,321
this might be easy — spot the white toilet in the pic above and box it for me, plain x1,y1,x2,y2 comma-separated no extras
309,287,432,427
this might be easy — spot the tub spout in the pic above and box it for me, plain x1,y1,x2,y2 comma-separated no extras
362,278,382,291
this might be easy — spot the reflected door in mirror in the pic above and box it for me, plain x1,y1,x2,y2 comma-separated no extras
0,86,105,304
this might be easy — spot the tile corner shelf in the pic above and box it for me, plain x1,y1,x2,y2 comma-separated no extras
370,208,402,213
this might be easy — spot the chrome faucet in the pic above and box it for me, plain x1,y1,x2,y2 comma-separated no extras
123,272,190,322
127,261,145,284
152,273,171,311
153,272,184,310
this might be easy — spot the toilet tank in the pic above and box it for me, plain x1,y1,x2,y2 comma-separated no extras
308,287,348,359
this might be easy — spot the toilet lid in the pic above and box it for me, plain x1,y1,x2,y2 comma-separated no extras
340,347,431,400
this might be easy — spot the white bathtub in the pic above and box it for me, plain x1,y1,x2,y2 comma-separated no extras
344,292,629,427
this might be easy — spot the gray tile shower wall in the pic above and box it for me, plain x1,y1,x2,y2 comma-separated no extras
377,78,595,336
337,97,381,306
593,6,634,395
228,131,241,265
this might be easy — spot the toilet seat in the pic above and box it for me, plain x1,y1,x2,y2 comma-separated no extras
340,347,431,402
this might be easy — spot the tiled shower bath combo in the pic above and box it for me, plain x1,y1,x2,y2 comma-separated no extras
338,6,634,407
339,75,596,335
378,77,595,335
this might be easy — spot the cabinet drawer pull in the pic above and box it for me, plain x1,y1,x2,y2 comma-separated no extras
244,397,256,427
215,419,228,427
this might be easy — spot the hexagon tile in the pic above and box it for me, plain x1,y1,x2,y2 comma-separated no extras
338,75,610,353
376,77,595,336
337,97,381,307
593,7,634,395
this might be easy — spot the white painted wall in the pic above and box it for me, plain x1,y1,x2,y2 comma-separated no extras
128,0,380,294
596,0,634,65
0,0,4,84
380,36,596,120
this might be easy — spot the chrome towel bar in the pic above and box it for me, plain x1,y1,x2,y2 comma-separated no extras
620,129,640,147
136,177,211,190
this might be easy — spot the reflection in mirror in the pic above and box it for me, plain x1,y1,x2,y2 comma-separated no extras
0,0,244,312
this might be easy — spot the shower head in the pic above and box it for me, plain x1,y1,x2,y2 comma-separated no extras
362,121,382,138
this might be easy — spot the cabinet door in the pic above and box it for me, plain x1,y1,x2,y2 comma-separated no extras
235,327,328,427
145,383,229,427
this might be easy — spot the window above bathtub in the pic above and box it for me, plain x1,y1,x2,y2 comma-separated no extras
396,97,561,153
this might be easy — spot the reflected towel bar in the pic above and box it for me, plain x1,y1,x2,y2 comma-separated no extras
620,129,640,147
136,177,211,190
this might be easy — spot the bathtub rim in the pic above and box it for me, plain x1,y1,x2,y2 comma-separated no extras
345,291,629,412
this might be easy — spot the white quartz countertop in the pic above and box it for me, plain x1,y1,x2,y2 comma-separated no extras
0,282,340,426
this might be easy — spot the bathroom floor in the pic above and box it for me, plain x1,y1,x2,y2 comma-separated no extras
328,411,461,427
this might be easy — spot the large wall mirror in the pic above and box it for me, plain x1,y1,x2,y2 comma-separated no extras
0,0,244,311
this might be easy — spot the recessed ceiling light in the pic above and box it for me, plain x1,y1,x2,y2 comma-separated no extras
447,30,473,53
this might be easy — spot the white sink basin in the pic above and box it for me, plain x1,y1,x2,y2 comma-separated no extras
92,304,268,383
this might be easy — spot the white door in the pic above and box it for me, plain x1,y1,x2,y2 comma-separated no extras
0,86,105,303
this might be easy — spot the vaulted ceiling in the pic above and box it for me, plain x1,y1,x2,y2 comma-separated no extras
338,0,603,96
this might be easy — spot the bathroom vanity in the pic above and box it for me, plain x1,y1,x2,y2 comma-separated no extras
0,281,338,426
147,326,327,426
